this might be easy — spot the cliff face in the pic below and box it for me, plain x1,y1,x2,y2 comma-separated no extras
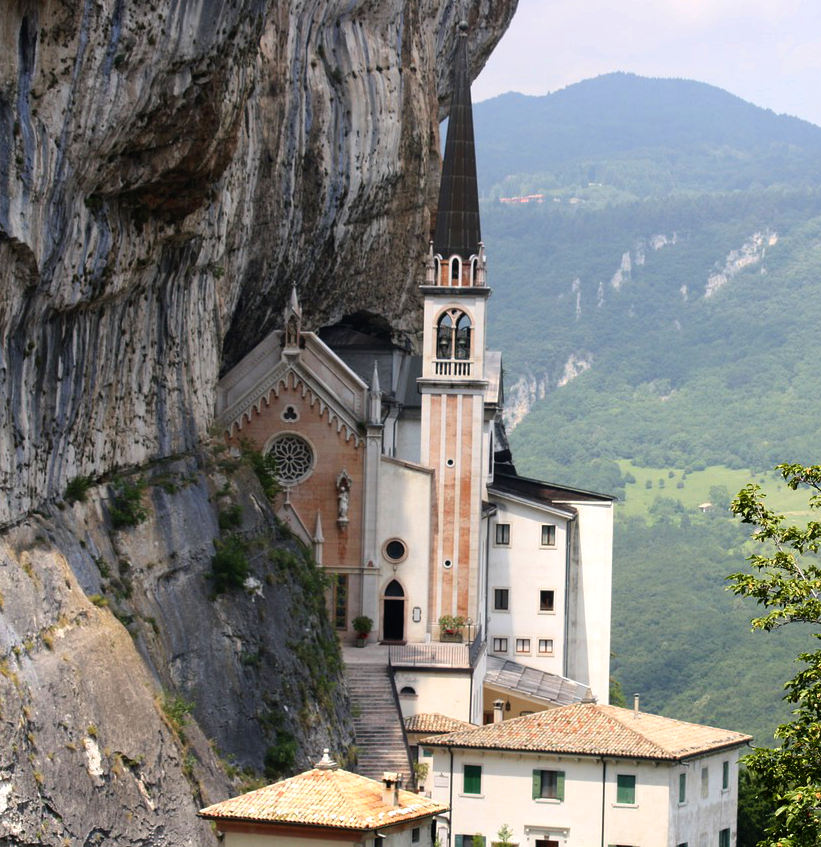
0,1,516,841
0,0,516,524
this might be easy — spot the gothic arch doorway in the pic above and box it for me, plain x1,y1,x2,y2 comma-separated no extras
382,579,405,643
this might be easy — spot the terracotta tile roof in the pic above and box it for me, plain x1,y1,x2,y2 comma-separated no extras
405,713,475,734
199,766,448,830
423,703,751,761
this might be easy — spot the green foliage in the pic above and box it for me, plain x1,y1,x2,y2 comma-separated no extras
210,536,249,593
438,614,466,633
218,504,242,530
493,824,515,847
728,464,821,846
352,615,373,635
161,692,194,735
240,440,280,501
108,476,148,529
64,474,94,504
737,768,775,847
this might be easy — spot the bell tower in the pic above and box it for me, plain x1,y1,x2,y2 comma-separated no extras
419,21,490,631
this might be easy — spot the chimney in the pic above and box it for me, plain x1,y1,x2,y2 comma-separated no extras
381,772,402,806
633,693,640,717
315,749,339,770
493,699,504,724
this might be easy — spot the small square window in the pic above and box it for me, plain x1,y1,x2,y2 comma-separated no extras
722,760,729,790
539,590,555,612
494,588,510,610
493,637,509,653
532,768,565,800
515,638,531,654
495,523,510,545
616,774,636,805
538,638,553,654
541,524,556,546
463,764,482,794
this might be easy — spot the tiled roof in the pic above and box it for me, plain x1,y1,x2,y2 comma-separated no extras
405,713,475,734
199,766,447,830
484,657,593,706
423,703,751,761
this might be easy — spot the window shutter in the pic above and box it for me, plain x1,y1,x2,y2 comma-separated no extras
455,837,463,847
557,771,565,801
532,769,541,799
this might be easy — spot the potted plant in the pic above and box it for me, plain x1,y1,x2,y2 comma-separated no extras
352,615,373,647
438,614,465,642
413,761,429,791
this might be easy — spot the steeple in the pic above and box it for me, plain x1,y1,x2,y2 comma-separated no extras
433,21,481,260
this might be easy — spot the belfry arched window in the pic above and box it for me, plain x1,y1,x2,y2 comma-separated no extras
436,309,472,360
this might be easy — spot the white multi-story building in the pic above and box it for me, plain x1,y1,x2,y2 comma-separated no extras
425,702,751,847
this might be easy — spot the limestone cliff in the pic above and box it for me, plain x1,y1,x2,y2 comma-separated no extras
0,1,516,842
0,0,516,523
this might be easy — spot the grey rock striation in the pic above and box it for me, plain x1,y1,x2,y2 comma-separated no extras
0,0,516,523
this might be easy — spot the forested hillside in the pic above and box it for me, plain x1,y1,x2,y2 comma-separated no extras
475,73,821,743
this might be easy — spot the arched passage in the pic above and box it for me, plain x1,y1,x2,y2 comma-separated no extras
382,579,405,642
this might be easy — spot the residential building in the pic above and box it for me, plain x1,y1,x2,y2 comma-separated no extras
423,702,751,847
199,750,447,846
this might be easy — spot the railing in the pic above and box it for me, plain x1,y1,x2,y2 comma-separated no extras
386,653,416,786
388,627,484,669
434,359,472,377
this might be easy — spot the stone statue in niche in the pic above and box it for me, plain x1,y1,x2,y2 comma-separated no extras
336,470,352,527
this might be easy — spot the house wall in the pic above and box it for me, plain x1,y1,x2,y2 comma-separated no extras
394,668,473,724
430,746,741,847
563,500,613,703
222,820,436,847
486,501,570,677
667,750,741,847
373,456,435,642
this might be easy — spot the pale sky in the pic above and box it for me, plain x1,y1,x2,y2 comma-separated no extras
474,0,821,126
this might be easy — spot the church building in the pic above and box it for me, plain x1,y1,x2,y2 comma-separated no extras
215,23,614,720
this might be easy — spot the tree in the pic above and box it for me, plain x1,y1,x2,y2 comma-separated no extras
728,463,821,846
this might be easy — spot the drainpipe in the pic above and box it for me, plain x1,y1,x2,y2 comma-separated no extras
447,747,454,847
600,757,607,847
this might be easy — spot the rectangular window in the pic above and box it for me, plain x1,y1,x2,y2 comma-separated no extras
719,829,730,847
532,769,565,801
455,837,485,847
538,638,554,654
616,774,636,805
463,764,482,795
333,574,348,630
515,638,531,654
495,523,510,545
539,590,555,612
541,524,556,546
493,637,509,653
679,772,686,803
701,766,709,798
722,760,729,790
494,588,510,610
412,828,420,843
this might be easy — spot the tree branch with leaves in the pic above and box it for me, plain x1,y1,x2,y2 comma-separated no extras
729,463,821,847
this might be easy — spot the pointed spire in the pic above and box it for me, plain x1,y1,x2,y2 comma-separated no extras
371,360,381,395
433,20,481,260
313,510,324,544
283,284,302,355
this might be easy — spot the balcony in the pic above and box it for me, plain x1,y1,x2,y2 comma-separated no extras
434,359,472,377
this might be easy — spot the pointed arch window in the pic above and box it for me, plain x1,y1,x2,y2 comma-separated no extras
436,310,472,361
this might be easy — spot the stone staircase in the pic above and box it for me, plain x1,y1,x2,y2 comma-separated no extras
345,663,413,783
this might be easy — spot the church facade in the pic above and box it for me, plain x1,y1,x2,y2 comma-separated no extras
214,26,614,714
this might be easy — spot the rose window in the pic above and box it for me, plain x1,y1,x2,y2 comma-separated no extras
268,434,314,483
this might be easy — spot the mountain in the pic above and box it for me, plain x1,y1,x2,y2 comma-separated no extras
474,74,821,743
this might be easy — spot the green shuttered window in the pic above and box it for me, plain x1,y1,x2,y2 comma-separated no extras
532,769,565,801
616,773,636,804
463,764,482,794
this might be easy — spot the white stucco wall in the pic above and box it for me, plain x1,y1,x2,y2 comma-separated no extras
564,500,613,703
486,496,571,678
394,668,474,723
375,456,434,642
429,746,741,847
